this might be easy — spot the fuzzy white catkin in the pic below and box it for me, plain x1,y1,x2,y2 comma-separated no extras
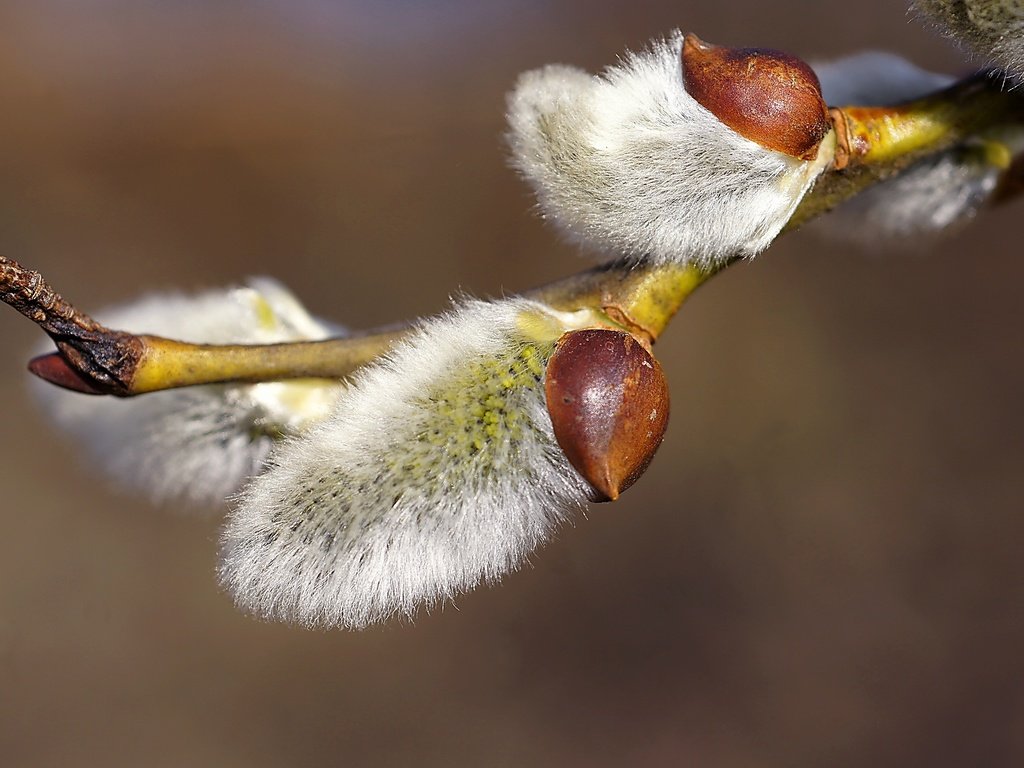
814,148,1003,242
812,52,1011,242
220,298,596,629
914,0,1024,78
506,32,833,268
814,51,954,108
33,279,343,507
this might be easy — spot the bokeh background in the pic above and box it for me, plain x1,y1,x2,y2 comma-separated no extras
1,1,1022,766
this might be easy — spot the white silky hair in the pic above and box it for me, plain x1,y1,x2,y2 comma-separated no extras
506,32,834,268
814,149,1002,243
811,52,1016,242
220,298,596,629
913,0,1024,79
33,279,343,508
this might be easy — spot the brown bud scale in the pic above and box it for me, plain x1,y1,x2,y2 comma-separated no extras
682,33,830,160
28,353,106,395
545,329,670,502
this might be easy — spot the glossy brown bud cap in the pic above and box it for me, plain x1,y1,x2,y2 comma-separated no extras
545,329,670,502
681,33,830,160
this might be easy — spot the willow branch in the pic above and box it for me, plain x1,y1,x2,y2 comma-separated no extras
788,70,1024,228
4,70,1024,397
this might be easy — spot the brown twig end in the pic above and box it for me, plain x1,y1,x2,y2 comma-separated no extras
27,353,107,395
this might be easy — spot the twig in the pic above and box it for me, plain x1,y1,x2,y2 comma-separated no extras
4,70,1024,397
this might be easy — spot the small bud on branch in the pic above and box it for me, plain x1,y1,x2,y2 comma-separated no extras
681,34,830,161
1,255,144,395
506,31,836,267
546,329,669,501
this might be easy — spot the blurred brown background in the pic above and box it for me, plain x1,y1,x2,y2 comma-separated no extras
1,1,1021,766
